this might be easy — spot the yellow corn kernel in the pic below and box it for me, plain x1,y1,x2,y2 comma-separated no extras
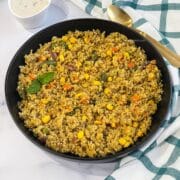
84,73,89,80
56,119,62,128
124,142,131,148
38,55,46,62
133,122,138,128
82,83,88,88
69,37,76,44
42,115,50,124
57,65,64,72
76,61,82,68
124,52,130,59
84,37,89,43
98,86,103,92
60,66,64,72
62,35,68,42
104,88,111,95
82,115,87,121
75,92,83,98
148,73,155,80
111,122,116,128
60,77,65,85
68,43,73,50
119,138,127,145
94,120,102,125
125,126,132,135
30,119,40,126
93,80,101,86
125,136,132,142
108,76,113,82
106,50,112,57
77,131,84,139
86,148,96,157
84,66,90,71
41,99,49,104
137,130,143,137
106,103,114,110
86,61,91,66
112,55,118,61
59,54,64,61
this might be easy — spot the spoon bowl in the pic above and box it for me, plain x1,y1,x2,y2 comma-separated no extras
107,5,133,27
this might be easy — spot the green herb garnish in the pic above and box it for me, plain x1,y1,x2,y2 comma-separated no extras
89,99,96,105
89,51,99,62
50,42,57,50
26,72,55,94
42,128,50,135
60,41,68,49
26,79,41,94
37,72,55,85
73,106,81,111
66,106,81,116
100,72,108,82
66,111,76,116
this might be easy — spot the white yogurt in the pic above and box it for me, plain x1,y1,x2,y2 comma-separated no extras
11,0,49,17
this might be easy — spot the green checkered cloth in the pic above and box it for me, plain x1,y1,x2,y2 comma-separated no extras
70,0,180,179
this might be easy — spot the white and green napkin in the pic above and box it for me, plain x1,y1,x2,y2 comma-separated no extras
70,0,180,179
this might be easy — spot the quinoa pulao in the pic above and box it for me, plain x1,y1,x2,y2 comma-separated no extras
17,30,163,157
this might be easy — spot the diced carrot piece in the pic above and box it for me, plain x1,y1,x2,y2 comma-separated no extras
118,53,123,61
63,84,73,91
46,82,54,89
38,55,47,62
112,47,118,52
29,73,35,80
128,62,135,68
131,94,140,102
80,97,89,104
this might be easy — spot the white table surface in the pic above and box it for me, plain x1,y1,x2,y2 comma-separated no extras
0,1,116,180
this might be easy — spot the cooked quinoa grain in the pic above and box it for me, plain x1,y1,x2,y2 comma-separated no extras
17,30,163,157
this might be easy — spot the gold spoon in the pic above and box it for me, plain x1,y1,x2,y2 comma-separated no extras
107,5,180,68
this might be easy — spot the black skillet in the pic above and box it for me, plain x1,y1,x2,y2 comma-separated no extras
5,19,172,163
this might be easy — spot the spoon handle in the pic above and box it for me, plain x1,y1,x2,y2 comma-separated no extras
136,29,180,68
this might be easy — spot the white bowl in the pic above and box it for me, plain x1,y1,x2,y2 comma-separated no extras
8,0,51,29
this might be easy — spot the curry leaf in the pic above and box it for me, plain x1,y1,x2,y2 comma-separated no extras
26,80,41,94
37,72,55,85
